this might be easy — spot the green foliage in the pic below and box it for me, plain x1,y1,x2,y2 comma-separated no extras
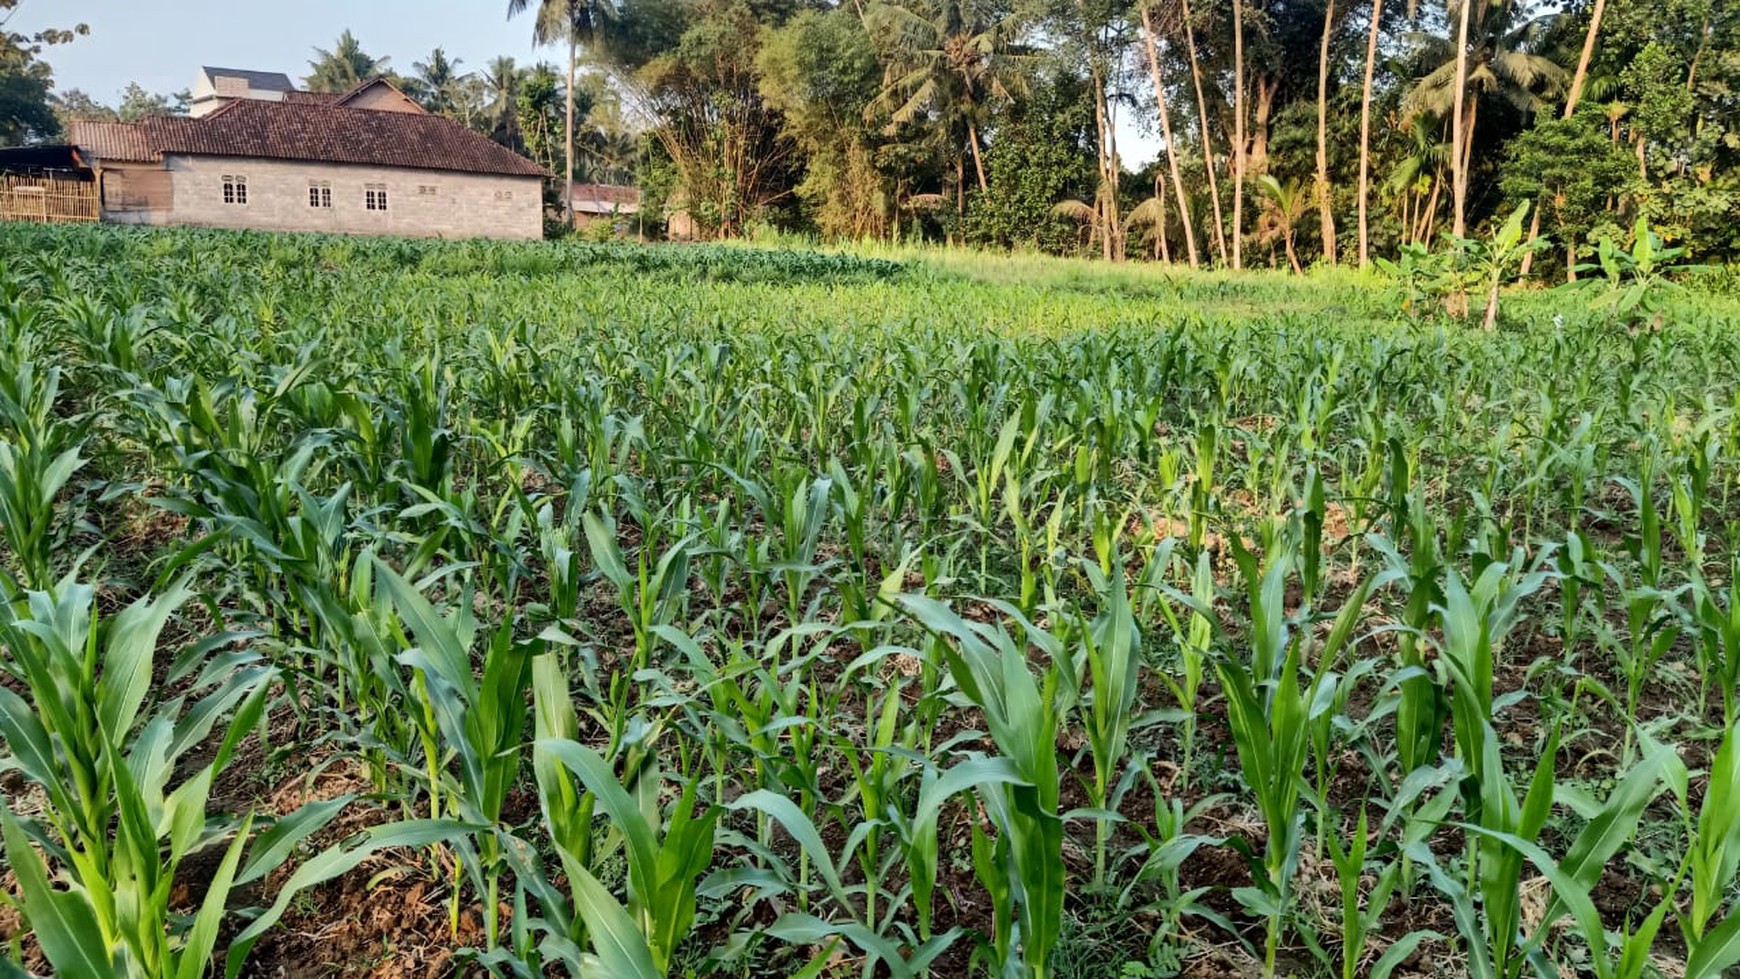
1501,111,1634,274
965,74,1095,254
1574,214,1701,328
6,223,1740,978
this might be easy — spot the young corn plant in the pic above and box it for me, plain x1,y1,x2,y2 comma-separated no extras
533,738,718,979
1217,541,1367,979
0,582,283,978
0,360,86,593
1325,808,1432,979
1154,549,1214,790
1067,546,1145,891
902,594,1064,979
376,559,536,947
1680,717,1740,975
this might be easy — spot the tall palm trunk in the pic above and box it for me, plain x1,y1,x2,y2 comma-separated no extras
1316,0,1339,264
1232,0,1247,269
1142,5,1200,267
1356,0,1382,266
1419,166,1442,242
967,117,990,193
565,36,577,228
1089,62,1124,261
1156,173,1173,262
1181,0,1229,266
1521,0,1604,276
1450,0,1473,237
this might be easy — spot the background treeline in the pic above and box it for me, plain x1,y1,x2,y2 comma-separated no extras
7,0,1740,272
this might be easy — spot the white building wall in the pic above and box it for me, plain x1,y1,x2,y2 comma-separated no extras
149,155,542,239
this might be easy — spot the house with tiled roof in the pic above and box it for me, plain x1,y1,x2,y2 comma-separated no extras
49,71,549,240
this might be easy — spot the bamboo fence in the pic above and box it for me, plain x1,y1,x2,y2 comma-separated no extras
0,173,99,224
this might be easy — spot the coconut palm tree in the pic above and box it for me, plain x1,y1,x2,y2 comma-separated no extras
1254,174,1306,272
306,30,390,92
482,57,524,149
508,0,620,226
1125,171,1175,261
1386,113,1450,243
409,48,470,116
866,0,1032,204
1404,0,1567,236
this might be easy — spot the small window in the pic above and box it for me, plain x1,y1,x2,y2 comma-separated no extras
222,175,247,205
365,184,388,211
494,190,513,202
308,182,331,208
418,185,438,196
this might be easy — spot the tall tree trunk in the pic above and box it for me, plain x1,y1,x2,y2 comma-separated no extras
956,154,966,215
1232,0,1247,269
1565,0,1604,116
1316,0,1339,265
1157,174,1173,262
1090,63,1124,261
1420,166,1442,242
967,116,989,193
1181,0,1229,266
1250,77,1277,179
565,36,577,228
1357,0,1382,267
1522,0,1605,276
1450,0,1472,237
1142,5,1200,268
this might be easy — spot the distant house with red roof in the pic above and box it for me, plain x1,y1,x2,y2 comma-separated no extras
48,69,549,240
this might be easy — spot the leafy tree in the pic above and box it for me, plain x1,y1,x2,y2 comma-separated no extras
866,0,1032,205
480,56,524,148
758,8,893,238
637,1,795,238
51,88,115,124
1500,107,1632,279
0,0,85,145
305,30,391,92
117,83,188,121
964,73,1095,254
517,61,569,177
1405,0,1568,235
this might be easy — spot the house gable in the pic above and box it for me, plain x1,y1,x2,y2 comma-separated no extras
335,78,425,115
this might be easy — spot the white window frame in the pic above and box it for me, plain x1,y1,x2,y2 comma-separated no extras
308,182,332,208
365,183,389,212
222,174,247,205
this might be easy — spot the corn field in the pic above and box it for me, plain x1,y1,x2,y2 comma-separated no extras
5,223,1740,978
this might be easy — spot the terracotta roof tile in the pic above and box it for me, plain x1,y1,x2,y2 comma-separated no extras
282,90,343,105
73,101,548,178
65,121,161,163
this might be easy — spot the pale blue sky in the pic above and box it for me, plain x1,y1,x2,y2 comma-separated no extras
15,1,547,103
